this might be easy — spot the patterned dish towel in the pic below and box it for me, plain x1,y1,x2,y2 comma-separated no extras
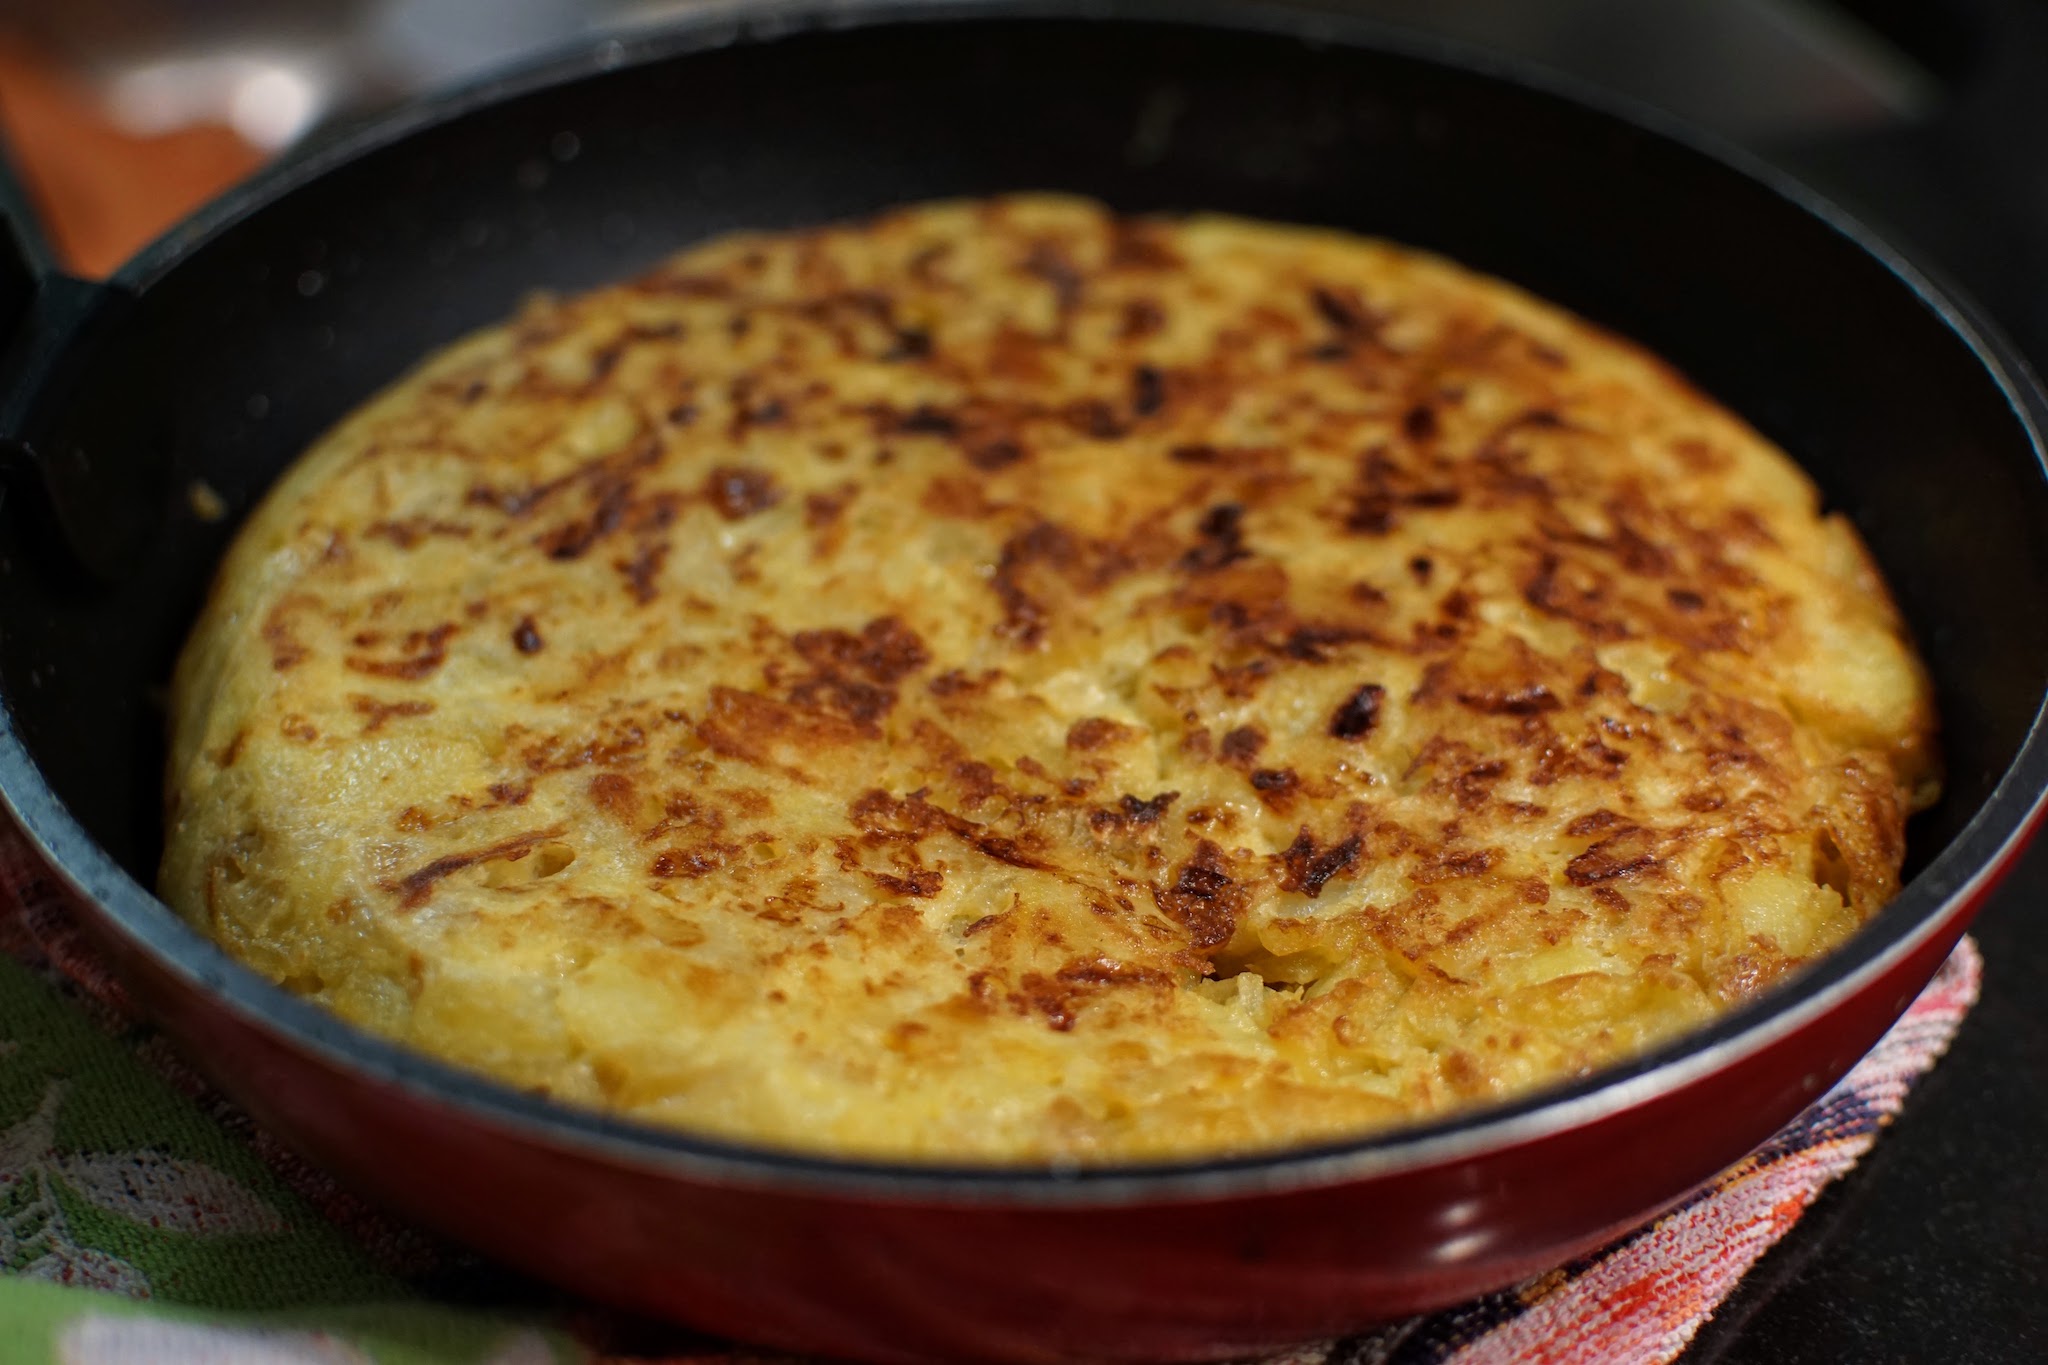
0,820,1981,1365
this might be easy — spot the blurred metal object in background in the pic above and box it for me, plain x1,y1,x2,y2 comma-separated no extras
0,0,1952,145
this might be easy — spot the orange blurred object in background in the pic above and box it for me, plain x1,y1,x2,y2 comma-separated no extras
0,33,267,278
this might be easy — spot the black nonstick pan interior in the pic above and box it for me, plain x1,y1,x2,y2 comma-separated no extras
3,2,2044,968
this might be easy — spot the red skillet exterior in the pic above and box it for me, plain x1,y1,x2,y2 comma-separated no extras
46,833,2015,1364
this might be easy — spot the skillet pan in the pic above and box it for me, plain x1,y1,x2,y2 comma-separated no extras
0,2,2044,1360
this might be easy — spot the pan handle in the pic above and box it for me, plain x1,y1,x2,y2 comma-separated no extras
0,137,153,583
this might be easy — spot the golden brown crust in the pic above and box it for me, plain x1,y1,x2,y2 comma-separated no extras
160,195,1937,1160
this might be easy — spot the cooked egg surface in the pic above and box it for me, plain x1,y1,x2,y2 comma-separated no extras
161,196,1937,1161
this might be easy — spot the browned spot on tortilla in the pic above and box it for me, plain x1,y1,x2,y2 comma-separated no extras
706,466,781,520
391,826,567,909
365,517,473,549
847,787,1051,870
698,686,866,764
1330,683,1385,739
347,624,457,681
350,694,436,734
263,610,308,671
617,541,669,603
1121,298,1165,338
588,772,637,822
1022,240,1084,313
1011,956,1178,1032
793,617,930,685
1566,827,1662,885
1090,791,1179,833
1566,809,1629,839
1278,829,1363,898
1218,726,1266,768
1154,840,1247,952
1249,767,1300,812
1180,504,1250,573
1067,717,1138,751
868,867,945,898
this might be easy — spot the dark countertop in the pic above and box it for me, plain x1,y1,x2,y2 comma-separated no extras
1691,831,2048,1364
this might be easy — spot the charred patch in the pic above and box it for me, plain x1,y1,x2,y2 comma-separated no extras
1415,847,1498,882
1310,284,1379,338
805,484,857,530
868,867,945,898
1460,682,1560,716
989,520,1144,646
848,788,1050,870
892,404,960,437
1211,657,1275,699
1219,725,1266,768
794,617,930,685
705,466,782,520
616,540,669,603
1565,809,1629,838
1090,791,1179,833
1249,767,1301,811
1121,299,1166,338
992,521,1071,645
968,438,1026,471
1451,760,1509,811
651,847,733,880
729,394,789,437
1330,683,1385,740
928,668,1002,698
1067,716,1138,751
1180,503,1250,573
1278,829,1362,898
512,616,544,654
1282,624,1372,663
1153,840,1246,952
1344,447,1463,535
1013,957,1175,1032
788,674,897,728
391,826,566,909
1131,364,1166,417
881,325,933,362
1525,552,1628,640
1565,826,1662,885
1054,398,1121,441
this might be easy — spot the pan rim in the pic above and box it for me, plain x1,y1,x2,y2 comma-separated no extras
4,0,2046,1206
